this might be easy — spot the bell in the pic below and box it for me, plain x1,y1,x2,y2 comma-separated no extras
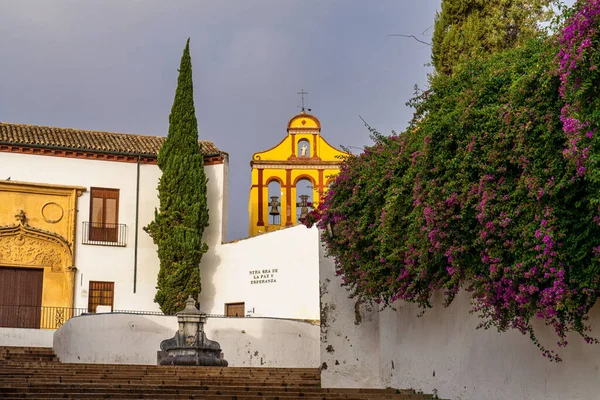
298,195,310,219
269,196,280,216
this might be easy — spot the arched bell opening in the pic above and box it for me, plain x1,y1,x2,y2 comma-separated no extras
267,180,282,226
294,177,314,222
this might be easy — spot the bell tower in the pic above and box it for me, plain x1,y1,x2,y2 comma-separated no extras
248,109,347,237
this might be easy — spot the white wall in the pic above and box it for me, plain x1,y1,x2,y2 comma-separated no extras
320,244,600,400
319,242,381,388
1,151,319,322
200,225,320,320
0,152,227,312
53,313,319,367
0,327,54,347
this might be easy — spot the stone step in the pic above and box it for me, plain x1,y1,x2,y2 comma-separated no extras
2,364,317,370
0,368,318,375
0,380,320,386
0,374,320,381
0,388,413,398
0,376,317,381
0,365,318,373
0,396,434,400
0,388,424,399
0,363,318,374
0,389,435,400
3,380,318,388
0,383,407,395
0,347,444,400
0,370,319,379
0,346,55,353
1,377,319,383
0,368,316,374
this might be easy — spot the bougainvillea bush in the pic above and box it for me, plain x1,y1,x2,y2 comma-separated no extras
307,0,600,361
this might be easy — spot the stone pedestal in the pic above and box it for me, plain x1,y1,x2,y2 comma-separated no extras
158,296,228,367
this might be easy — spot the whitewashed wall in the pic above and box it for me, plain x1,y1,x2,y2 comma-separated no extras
53,313,319,367
200,225,320,320
319,242,381,387
0,152,227,312
0,150,319,322
320,244,600,400
0,327,54,347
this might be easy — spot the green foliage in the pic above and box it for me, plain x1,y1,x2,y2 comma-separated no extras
313,0,600,361
144,39,209,315
432,0,553,75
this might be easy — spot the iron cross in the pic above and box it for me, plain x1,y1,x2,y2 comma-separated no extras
297,89,308,111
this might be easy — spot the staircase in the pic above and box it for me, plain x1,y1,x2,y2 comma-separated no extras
0,346,443,399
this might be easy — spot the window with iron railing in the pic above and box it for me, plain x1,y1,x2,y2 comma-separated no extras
82,221,127,246
82,187,126,246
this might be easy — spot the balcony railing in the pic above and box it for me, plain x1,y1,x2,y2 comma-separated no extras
0,305,88,330
82,222,127,247
0,305,168,330
0,305,319,330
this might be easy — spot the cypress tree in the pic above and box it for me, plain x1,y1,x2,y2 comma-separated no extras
144,38,209,314
431,0,552,75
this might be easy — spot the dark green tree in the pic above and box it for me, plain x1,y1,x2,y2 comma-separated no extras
144,38,209,314
431,0,552,75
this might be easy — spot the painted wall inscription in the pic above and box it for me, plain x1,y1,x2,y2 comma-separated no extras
250,269,279,284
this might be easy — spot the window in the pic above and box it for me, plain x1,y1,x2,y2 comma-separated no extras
88,281,114,313
89,187,119,243
225,302,245,317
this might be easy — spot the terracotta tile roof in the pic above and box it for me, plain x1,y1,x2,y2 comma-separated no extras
0,122,221,157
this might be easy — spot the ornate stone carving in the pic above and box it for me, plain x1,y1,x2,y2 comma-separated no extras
0,210,72,273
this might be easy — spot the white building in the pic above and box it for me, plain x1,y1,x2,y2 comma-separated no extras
0,121,320,336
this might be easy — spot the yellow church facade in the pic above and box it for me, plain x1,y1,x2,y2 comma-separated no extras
248,111,347,236
0,181,85,328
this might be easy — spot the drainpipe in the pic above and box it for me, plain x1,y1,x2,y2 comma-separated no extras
0,140,222,291
133,156,141,293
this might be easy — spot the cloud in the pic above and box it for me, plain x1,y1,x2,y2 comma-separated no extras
0,0,440,240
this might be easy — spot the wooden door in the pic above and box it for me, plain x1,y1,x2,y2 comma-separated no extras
225,302,245,317
0,267,44,328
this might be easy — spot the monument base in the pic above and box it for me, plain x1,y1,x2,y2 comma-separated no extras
157,296,229,367
159,354,228,366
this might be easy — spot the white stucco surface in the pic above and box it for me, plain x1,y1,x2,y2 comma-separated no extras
319,243,382,388
0,151,227,313
0,327,54,347
320,245,600,400
1,151,318,321
200,225,320,320
53,313,319,367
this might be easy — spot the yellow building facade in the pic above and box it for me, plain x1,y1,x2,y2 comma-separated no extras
248,111,347,236
0,181,85,328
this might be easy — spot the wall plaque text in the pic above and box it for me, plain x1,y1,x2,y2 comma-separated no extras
249,269,278,284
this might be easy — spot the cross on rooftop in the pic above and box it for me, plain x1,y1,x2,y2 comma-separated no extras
297,89,308,112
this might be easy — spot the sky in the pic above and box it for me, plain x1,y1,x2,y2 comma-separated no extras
0,1,574,241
